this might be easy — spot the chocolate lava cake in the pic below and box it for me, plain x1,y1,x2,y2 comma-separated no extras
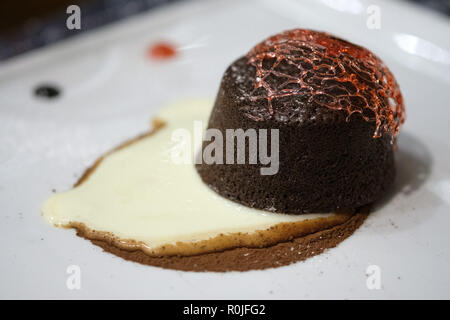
43,29,406,272
196,29,405,213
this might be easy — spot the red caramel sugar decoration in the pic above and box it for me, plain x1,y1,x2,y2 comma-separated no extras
246,29,405,139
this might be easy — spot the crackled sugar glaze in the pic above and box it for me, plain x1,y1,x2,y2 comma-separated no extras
246,29,405,139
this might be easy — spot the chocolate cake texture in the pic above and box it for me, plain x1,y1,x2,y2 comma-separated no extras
196,29,405,213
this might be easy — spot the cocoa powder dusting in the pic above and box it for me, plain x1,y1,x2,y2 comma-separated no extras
81,208,368,272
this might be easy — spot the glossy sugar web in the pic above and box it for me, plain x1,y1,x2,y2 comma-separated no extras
246,29,405,139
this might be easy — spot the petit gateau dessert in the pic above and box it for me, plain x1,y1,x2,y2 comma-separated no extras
196,29,405,213
42,29,405,272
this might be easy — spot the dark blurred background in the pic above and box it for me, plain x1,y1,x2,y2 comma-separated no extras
0,0,449,61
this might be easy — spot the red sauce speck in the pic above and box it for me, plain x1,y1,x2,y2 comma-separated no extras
148,42,176,60
247,29,405,140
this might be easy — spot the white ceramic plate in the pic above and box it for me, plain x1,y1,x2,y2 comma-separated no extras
1,0,449,299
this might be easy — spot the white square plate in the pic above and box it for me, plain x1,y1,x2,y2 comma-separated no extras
1,0,449,299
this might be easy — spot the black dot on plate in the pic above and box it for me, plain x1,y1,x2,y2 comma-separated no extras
34,84,61,99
